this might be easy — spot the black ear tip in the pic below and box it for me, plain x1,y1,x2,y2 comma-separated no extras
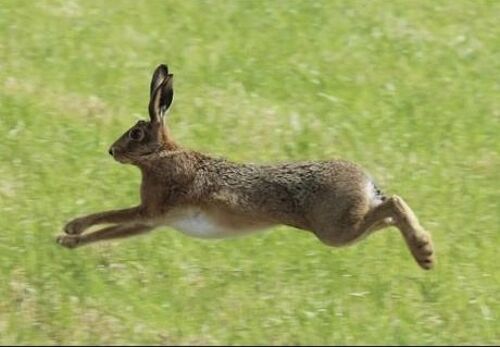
158,64,169,73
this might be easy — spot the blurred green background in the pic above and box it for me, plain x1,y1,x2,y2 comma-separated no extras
0,0,499,344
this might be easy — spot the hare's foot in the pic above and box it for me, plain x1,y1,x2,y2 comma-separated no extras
56,234,82,249
390,196,435,270
64,218,88,235
406,228,435,270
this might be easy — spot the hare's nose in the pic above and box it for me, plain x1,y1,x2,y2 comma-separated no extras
108,147,115,156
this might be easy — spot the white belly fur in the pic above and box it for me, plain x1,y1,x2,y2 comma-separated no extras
163,207,265,239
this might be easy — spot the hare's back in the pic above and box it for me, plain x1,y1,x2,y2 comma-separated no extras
268,159,371,190
272,160,385,227
267,159,384,211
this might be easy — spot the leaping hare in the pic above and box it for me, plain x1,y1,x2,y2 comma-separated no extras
57,64,435,270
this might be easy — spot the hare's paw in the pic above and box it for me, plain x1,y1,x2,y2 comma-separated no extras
56,234,82,249
64,218,87,235
410,231,435,270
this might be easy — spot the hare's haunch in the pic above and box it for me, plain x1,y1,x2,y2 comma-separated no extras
57,64,435,270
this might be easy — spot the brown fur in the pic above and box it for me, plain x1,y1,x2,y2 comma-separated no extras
57,64,435,270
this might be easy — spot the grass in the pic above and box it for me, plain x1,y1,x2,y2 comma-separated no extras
0,0,499,344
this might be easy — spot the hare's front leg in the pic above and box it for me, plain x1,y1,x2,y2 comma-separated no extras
57,223,154,248
64,206,146,235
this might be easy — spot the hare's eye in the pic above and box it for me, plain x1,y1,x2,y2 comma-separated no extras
129,128,144,141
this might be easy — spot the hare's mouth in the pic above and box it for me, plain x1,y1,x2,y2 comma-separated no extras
111,151,132,164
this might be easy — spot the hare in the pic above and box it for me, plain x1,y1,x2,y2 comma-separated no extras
57,64,435,270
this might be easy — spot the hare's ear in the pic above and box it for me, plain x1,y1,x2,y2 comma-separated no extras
150,64,169,98
149,73,174,124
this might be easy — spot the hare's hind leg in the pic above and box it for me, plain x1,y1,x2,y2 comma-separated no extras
57,224,154,248
314,213,394,247
313,195,434,270
359,196,435,270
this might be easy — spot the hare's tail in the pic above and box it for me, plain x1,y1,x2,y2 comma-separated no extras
366,179,387,208
373,182,387,202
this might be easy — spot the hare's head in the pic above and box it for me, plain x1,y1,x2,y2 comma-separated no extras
109,64,177,164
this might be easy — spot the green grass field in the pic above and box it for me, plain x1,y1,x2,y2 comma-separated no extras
1,0,499,344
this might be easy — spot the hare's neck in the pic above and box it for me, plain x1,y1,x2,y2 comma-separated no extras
137,148,199,177
136,147,184,168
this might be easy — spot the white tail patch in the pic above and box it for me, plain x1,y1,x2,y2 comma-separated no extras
366,181,384,208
